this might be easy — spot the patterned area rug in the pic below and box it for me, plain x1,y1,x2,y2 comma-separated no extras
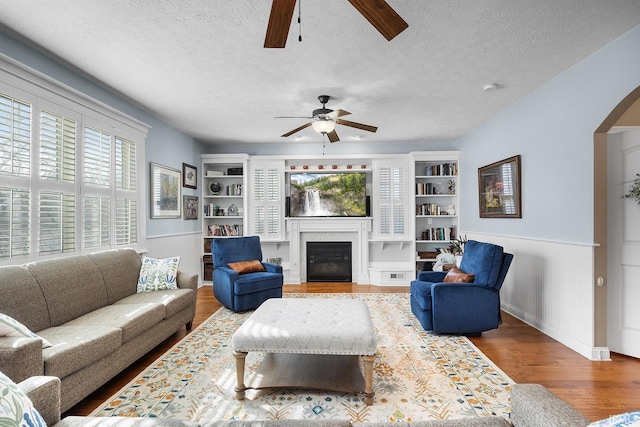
92,293,513,423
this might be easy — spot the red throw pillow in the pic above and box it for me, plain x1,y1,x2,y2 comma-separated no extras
228,260,266,274
443,267,475,283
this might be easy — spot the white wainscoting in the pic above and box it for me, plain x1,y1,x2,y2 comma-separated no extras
466,233,605,360
144,232,205,287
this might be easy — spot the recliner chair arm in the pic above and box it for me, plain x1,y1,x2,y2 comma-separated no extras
431,283,501,334
262,262,283,274
416,270,447,282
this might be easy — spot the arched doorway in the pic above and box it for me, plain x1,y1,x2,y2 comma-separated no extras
594,85,640,356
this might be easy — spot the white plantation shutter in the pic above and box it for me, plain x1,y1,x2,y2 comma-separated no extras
115,136,136,191
253,168,265,234
115,137,137,245
375,162,407,239
83,196,111,249
251,163,283,239
266,168,280,235
115,198,137,245
40,110,76,182
39,191,75,254
393,167,405,234
0,188,30,259
378,167,391,235
84,126,110,187
0,93,31,177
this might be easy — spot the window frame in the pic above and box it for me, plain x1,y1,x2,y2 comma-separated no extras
0,54,148,265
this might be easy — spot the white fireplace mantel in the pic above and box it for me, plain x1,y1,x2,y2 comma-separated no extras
286,217,372,284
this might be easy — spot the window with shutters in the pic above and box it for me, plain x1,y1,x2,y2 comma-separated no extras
0,58,147,263
374,161,408,239
250,162,283,240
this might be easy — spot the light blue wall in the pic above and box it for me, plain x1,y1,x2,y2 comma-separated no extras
456,25,640,244
0,31,207,238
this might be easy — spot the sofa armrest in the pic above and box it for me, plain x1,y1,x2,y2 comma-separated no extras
19,376,61,426
511,384,590,427
0,336,43,382
177,270,198,291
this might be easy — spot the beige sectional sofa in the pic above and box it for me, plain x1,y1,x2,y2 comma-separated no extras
19,375,591,426
0,248,198,413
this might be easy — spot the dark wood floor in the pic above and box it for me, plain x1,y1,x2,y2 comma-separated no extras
67,284,640,422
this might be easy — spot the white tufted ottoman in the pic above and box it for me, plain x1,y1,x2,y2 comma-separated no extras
232,297,378,405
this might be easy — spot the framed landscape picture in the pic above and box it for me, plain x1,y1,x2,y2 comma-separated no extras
182,163,197,189
478,155,522,218
150,163,181,218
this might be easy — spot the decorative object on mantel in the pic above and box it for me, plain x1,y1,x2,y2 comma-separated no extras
318,164,324,169
332,164,337,169
625,173,640,205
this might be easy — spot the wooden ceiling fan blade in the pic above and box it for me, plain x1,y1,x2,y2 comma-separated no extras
347,0,408,41
265,0,297,48
336,119,378,133
281,122,312,137
328,109,351,119
327,130,340,143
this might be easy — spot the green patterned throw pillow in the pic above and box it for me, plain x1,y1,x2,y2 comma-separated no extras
0,313,51,348
0,371,47,426
137,256,181,292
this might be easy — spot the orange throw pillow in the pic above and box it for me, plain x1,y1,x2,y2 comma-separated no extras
228,260,266,274
443,267,475,283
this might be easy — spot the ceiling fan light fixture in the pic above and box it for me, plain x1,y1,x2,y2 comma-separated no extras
312,119,336,134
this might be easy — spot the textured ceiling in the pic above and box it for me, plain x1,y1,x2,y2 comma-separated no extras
1,1,640,146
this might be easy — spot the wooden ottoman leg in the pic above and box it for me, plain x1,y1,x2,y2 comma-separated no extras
362,354,375,405
234,351,247,399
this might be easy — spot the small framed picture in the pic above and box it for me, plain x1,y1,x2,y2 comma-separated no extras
150,163,181,219
478,155,522,218
182,163,197,189
183,195,198,220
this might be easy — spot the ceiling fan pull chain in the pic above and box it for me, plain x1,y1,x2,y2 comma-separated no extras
298,0,302,42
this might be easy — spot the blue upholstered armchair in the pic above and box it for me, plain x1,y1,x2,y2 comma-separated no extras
212,236,283,312
410,240,513,334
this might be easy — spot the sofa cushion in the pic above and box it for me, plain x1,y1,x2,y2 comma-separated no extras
88,248,142,304
0,312,52,348
0,265,51,332
39,325,122,379
64,303,166,343
115,288,195,319
137,256,181,292
0,371,47,426
26,254,109,326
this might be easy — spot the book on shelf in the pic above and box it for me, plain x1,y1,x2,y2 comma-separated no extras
226,184,242,196
420,227,456,241
207,224,243,237
424,163,458,176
